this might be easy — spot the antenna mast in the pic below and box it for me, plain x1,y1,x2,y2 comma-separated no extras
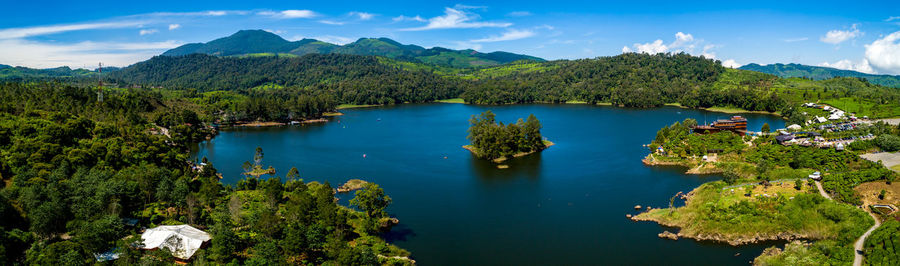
97,62,103,102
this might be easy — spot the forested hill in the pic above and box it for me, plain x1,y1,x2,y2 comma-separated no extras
111,52,900,118
110,53,462,105
162,29,543,68
0,65,119,81
739,63,900,88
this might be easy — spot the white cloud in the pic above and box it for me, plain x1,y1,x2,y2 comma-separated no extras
622,32,715,56
535,24,554,30
819,59,875,74
318,20,345,25
470,29,535,43
400,7,511,31
292,35,353,45
349,12,375,20
508,11,531,17
820,24,861,44
139,29,158,35
701,44,718,59
259,10,317,19
0,38,180,68
633,39,668,54
264,29,285,34
671,32,694,48
0,21,142,39
392,15,426,22
452,41,482,51
721,59,741,68
168,24,181,30
144,10,241,17
886,16,900,22
784,37,808,42
864,31,900,74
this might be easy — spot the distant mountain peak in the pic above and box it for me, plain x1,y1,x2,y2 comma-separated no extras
161,30,543,68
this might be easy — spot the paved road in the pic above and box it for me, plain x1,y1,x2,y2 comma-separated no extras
854,211,881,266
815,180,879,266
814,180,832,200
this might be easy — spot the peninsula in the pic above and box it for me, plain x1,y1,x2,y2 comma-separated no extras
635,113,900,265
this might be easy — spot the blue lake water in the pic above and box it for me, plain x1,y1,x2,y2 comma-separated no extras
194,103,786,265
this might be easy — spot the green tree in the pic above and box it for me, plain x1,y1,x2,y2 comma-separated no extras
254,146,264,166
350,183,392,218
286,167,300,181
761,123,770,134
875,134,900,152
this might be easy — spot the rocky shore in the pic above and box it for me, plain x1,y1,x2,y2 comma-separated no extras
633,214,811,245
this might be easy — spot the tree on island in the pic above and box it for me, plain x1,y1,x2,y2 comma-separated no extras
761,123,770,134
466,110,547,160
350,183,392,219
243,147,276,177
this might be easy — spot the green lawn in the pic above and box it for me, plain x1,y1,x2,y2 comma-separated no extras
705,106,780,115
436,98,465,103
822,98,900,119
636,181,872,246
336,103,380,109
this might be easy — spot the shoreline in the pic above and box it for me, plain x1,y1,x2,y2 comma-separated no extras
641,154,723,174
463,140,555,163
228,117,335,127
631,214,813,246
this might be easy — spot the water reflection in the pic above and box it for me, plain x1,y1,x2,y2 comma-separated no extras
470,152,542,180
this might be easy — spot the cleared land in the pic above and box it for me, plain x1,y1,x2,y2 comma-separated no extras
877,118,900,126
861,152,900,173
854,181,900,209
435,98,465,103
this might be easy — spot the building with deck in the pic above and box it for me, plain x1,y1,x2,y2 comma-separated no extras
692,116,748,136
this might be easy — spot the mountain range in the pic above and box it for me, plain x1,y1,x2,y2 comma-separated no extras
0,65,118,80
162,29,544,68
739,63,900,88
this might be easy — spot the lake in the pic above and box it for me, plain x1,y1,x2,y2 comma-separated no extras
194,103,786,265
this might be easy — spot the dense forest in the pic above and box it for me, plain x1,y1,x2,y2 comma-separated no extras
0,82,411,265
864,220,900,265
107,52,900,119
462,53,727,107
110,53,463,105
465,111,546,161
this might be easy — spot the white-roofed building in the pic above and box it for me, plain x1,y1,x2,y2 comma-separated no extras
141,225,211,260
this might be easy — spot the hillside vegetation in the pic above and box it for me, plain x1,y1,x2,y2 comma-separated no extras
108,52,900,119
0,82,411,265
740,63,900,88
162,30,542,68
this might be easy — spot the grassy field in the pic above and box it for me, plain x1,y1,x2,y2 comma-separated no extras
436,98,465,103
635,181,872,246
336,103,381,109
893,165,900,172
822,98,900,119
704,106,780,115
854,181,900,210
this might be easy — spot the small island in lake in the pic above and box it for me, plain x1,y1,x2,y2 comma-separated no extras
463,110,553,163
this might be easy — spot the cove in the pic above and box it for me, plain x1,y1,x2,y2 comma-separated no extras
194,103,786,265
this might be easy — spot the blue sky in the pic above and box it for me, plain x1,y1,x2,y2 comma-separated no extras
1,0,899,74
